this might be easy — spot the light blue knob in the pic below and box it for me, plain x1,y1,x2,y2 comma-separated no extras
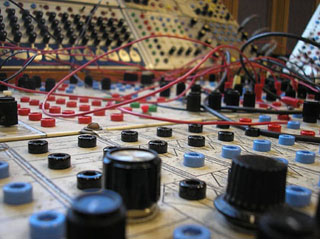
173,224,211,239
3,182,33,205
287,121,300,129
0,161,9,179
295,150,315,164
278,134,295,146
253,139,271,152
259,115,271,122
285,185,311,207
183,152,205,168
221,145,241,159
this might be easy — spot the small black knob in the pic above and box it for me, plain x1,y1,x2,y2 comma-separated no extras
11,23,20,33
67,28,75,37
94,37,101,46
26,24,34,32
6,8,15,18
0,23,4,31
64,20,72,30
69,34,77,45
190,17,197,27
13,31,22,43
168,46,176,55
194,48,201,56
77,22,84,31
48,12,56,22
22,10,30,20
56,33,64,44
43,33,50,44
35,11,43,20
0,30,7,41
24,16,32,26
105,38,112,47
185,47,192,56
73,14,80,24
51,19,60,30
107,18,114,27
9,15,18,25
97,16,104,26
120,26,127,34
0,15,3,22
123,33,130,41
88,22,95,31
61,13,69,23
29,32,37,43
37,18,46,27
100,23,107,32
81,36,89,45
177,47,184,55
54,27,62,37
91,30,97,39
197,30,205,39
40,25,49,36
117,19,124,27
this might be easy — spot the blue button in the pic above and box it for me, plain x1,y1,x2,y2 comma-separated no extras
278,134,295,146
173,224,211,239
287,121,300,129
3,182,33,205
125,84,132,89
29,211,66,239
4,1,10,7
77,81,84,87
295,150,315,164
119,87,125,92
66,89,73,94
68,85,76,90
259,115,271,122
134,86,140,91
0,161,9,179
221,145,241,159
183,152,205,168
116,83,123,88
253,139,271,152
285,185,311,207
40,86,46,92
111,85,116,90
30,3,37,9
292,114,303,119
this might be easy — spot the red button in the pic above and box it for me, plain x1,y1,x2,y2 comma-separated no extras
123,107,132,111
112,93,120,98
62,110,75,115
79,98,89,103
56,98,66,105
259,103,268,108
92,100,102,106
47,96,55,101
67,101,77,108
58,87,66,92
62,83,68,88
268,124,281,132
18,108,30,116
272,102,281,107
278,115,291,121
300,130,315,136
49,106,61,113
78,116,92,124
28,112,42,121
29,99,40,106
69,96,78,100
139,98,147,103
124,95,132,100
157,97,166,102
20,97,30,102
79,105,90,111
239,118,252,123
141,105,149,113
41,118,56,127
110,113,123,121
17,104,20,109
94,109,105,116
39,102,50,109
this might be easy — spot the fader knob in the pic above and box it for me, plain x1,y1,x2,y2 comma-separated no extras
103,148,161,221
214,155,288,229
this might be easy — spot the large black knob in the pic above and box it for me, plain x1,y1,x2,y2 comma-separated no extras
303,101,320,123
0,96,18,126
66,191,126,239
214,155,288,229
257,208,317,239
103,148,161,221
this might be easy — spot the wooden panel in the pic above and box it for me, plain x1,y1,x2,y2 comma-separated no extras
271,0,290,55
221,0,239,20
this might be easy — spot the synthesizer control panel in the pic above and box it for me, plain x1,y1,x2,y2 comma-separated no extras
0,0,246,70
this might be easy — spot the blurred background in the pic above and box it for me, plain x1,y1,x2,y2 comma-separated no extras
222,0,320,56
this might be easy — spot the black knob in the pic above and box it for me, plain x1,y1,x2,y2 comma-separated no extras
120,26,127,34
202,24,210,32
117,19,124,27
64,20,72,30
77,21,84,31
194,48,201,56
116,38,123,46
43,33,50,44
105,38,112,47
0,23,4,31
37,18,46,27
190,17,197,27
40,25,49,36
113,32,119,39
186,92,201,112
73,14,80,24
67,27,75,37
168,46,176,55
48,12,56,22
56,33,64,44
197,30,205,39
123,33,130,41
81,36,89,45
61,13,69,23
26,24,35,32
24,16,32,26
243,91,256,108
177,47,184,55
257,208,317,239
0,30,7,41
13,31,22,43
29,32,37,43
9,15,18,25
0,15,3,23
11,23,20,33
91,30,97,39
107,18,114,27
88,22,95,31
69,34,77,45
66,191,126,239
22,10,30,20
185,47,192,56
214,155,288,229
303,101,320,123
208,91,222,110
51,19,60,30
97,16,104,26
6,8,15,18
103,148,161,221
225,13,230,21
35,11,43,20
54,27,62,37
195,8,201,15
100,23,107,32
224,89,240,106
94,37,101,46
